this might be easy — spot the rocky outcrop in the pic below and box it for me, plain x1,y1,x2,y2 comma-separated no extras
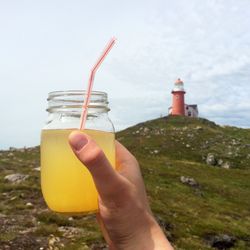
205,154,233,169
206,153,217,166
180,176,198,187
4,173,29,184
221,162,232,169
206,234,236,249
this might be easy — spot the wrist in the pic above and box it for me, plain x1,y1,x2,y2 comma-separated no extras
113,212,173,250
149,217,174,250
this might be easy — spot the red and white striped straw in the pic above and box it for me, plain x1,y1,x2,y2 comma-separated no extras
79,37,116,130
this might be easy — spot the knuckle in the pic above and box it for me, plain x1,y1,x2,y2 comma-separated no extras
113,182,136,203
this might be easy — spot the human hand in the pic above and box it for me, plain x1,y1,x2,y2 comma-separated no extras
69,131,173,250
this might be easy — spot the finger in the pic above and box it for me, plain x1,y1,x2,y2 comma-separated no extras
115,141,142,181
68,131,123,200
115,141,150,210
115,140,138,169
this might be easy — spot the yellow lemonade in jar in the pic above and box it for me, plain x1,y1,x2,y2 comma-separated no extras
41,129,115,214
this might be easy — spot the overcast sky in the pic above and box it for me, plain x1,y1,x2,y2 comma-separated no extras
0,0,250,149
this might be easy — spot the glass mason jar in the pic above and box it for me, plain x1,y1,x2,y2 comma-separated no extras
40,90,115,214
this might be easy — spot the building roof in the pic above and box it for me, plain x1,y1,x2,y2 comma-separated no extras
187,104,198,108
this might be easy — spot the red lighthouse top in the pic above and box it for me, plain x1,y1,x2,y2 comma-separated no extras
175,78,183,84
172,78,185,92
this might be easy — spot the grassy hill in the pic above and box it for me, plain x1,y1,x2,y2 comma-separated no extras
0,116,250,249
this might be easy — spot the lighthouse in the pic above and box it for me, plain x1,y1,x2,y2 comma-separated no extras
171,78,186,116
168,78,199,117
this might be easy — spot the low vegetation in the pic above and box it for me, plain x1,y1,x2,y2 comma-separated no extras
0,116,249,249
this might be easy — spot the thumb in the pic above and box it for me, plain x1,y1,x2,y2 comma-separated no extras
68,131,121,200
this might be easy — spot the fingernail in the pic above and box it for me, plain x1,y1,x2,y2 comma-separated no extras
69,132,88,151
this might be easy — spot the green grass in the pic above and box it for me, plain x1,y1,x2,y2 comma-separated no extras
34,223,61,236
0,232,17,242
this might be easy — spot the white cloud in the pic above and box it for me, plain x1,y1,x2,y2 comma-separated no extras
107,0,250,129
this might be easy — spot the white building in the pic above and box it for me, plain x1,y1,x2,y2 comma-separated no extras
184,104,198,117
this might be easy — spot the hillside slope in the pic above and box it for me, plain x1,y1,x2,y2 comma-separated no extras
117,116,250,169
0,116,250,249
